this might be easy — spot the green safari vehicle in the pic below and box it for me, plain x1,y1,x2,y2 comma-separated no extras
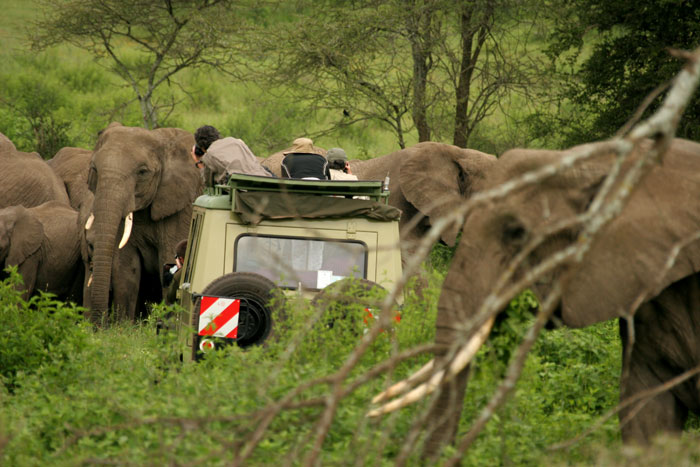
172,174,403,360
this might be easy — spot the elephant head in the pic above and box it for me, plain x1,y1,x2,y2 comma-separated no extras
1,202,83,301
0,205,43,290
264,142,497,260
83,123,202,321
371,138,700,456
351,142,496,253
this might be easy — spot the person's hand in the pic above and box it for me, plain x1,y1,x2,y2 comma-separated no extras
191,145,204,168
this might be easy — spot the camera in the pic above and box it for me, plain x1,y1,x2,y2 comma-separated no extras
194,144,205,156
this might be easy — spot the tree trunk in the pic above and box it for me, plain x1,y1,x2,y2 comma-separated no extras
139,95,158,130
453,2,492,148
407,3,434,142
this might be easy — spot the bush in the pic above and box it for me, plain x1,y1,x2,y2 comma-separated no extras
0,268,90,391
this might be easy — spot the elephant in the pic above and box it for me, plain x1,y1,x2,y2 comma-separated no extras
0,201,83,302
75,123,203,321
0,132,70,209
47,147,93,211
263,142,497,259
370,138,700,456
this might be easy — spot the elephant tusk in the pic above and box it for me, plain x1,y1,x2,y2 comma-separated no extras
85,213,94,230
87,273,93,287
372,359,435,404
367,316,495,417
118,212,133,249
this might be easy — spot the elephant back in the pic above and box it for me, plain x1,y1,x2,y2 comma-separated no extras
1,147,70,209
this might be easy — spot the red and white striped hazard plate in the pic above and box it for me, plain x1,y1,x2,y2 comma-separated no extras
198,296,240,339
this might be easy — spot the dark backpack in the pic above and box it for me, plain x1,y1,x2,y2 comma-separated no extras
281,153,330,180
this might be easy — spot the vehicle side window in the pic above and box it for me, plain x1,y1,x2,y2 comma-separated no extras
234,235,367,290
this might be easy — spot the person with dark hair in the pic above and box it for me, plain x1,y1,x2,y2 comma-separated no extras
165,239,188,305
191,125,270,186
326,147,358,181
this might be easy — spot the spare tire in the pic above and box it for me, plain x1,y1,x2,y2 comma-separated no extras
311,278,393,334
192,272,285,359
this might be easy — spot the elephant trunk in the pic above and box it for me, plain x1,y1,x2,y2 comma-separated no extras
423,242,492,458
87,180,133,321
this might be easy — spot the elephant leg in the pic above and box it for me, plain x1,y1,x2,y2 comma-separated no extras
619,307,690,444
619,360,688,443
112,246,142,321
16,256,40,300
421,365,470,459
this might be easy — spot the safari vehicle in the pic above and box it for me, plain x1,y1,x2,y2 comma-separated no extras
173,173,403,360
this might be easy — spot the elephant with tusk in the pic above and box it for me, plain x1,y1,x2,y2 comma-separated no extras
50,123,203,322
369,137,700,457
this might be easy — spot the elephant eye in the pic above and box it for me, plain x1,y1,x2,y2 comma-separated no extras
137,166,150,177
501,216,528,246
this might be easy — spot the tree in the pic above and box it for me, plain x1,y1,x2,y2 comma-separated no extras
31,0,256,129
255,0,545,149
547,0,700,145
0,74,72,158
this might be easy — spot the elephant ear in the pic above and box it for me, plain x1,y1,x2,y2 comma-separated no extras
150,130,203,221
559,138,700,327
6,206,43,266
400,142,496,246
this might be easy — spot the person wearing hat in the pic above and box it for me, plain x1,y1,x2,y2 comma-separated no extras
326,147,358,181
281,137,330,180
191,125,271,187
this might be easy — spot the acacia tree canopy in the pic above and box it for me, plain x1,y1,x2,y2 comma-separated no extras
255,0,545,150
548,0,700,144
31,0,256,129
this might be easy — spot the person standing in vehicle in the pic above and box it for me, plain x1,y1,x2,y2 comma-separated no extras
191,125,270,186
326,147,358,181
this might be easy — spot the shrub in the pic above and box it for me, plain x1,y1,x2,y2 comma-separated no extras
0,268,90,391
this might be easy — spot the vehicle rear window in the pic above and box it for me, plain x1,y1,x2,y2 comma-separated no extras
234,235,367,290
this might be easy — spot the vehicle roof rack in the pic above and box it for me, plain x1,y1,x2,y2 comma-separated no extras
212,173,389,202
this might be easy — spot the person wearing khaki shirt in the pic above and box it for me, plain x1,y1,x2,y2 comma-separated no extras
327,147,358,181
191,125,270,186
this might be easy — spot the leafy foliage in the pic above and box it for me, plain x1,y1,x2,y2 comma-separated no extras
547,0,700,144
0,268,90,391
253,0,551,149
0,269,640,465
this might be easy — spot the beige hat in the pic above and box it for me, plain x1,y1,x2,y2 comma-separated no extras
283,137,316,155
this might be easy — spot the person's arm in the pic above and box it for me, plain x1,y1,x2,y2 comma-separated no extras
191,145,204,168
